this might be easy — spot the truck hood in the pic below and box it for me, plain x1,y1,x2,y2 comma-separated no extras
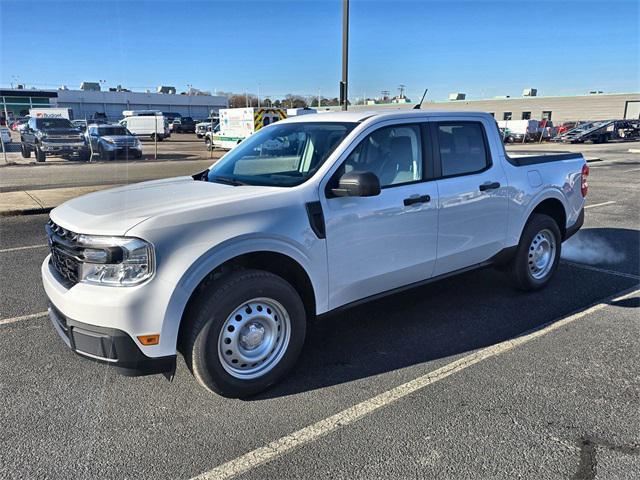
50,176,276,235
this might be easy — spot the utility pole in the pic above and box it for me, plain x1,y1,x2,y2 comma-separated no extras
398,84,406,99
340,0,349,111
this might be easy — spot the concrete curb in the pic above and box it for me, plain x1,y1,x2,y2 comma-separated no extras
0,184,120,217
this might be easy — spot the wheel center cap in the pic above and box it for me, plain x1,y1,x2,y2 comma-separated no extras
239,323,265,350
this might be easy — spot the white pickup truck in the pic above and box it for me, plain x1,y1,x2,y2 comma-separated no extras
42,111,588,397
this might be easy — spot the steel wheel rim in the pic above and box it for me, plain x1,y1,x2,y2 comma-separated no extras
528,228,556,280
217,297,291,380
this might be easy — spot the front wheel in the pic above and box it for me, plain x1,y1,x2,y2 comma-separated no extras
35,145,46,162
509,213,561,291
183,269,306,398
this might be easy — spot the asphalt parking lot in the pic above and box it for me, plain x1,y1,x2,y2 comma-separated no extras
0,145,638,479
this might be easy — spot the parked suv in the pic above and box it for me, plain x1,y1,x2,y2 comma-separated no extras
86,124,143,160
21,117,89,162
171,116,196,133
43,111,587,397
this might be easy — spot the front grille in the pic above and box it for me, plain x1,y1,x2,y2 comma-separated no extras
45,136,83,143
47,219,81,286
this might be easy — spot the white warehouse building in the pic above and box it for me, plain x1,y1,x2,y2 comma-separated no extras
55,89,228,120
0,88,228,120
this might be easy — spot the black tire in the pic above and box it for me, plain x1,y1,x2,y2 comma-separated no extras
78,150,90,162
20,143,30,158
35,145,46,163
509,213,561,291
182,269,307,398
99,145,112,160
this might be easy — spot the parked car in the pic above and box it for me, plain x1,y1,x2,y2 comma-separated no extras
86,124,143,160
12,117,30,132
72,119,109,131
20,117,88,162
0,126,12,144
119,115,170,141
171,116,196,133
42,111,587,397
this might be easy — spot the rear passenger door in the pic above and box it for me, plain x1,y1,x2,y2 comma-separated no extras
431,120,508,276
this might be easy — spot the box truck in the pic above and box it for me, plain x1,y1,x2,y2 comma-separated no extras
209,107,286,150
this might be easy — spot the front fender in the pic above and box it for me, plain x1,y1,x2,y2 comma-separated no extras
160,234,325,352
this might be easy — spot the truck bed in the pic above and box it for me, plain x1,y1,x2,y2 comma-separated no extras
506,152,583,167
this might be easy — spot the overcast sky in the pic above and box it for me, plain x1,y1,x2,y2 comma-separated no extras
1,0,638,101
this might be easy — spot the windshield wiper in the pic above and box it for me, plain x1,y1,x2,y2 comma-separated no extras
210,175,248,186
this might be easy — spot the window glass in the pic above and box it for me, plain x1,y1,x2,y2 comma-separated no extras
521,111,531,120
503,112,512,120
208,122,354,187
542,111,552,120
342,125,423,187
437,123,489,177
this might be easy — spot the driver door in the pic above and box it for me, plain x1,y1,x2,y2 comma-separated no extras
321,123,439,310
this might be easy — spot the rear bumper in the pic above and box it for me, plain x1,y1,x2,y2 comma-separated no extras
49,303,175,376
564,208,584,241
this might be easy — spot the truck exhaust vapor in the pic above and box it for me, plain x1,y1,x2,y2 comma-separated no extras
562,234,625,265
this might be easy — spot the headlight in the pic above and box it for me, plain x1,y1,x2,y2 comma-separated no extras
104,138,115,144
76,235,154,286
38,132,48,139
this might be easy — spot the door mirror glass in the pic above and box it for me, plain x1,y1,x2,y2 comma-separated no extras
331,171,381,197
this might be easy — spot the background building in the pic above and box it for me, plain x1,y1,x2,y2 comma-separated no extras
0,88,228,120
318,92,640,123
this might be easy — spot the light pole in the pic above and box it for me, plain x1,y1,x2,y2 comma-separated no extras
340,0,349,111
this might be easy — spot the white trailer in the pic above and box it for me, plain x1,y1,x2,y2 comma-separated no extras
120,114,170,140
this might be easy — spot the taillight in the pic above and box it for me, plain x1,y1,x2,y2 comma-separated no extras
581,164,589,197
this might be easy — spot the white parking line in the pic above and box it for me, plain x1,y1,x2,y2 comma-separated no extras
190,286,640,480
562,260,640,280
0,311,48,326
623,166,640,173
0,244,48,254
584,200,616,210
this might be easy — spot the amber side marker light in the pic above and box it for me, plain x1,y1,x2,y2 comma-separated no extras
137,334,160,346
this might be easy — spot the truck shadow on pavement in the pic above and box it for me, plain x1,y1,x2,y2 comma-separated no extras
257,227,639,400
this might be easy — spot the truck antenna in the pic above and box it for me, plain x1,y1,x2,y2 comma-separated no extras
413,89,428,109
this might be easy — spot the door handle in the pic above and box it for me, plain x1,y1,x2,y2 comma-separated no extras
403,194,431,206
479,181,501,191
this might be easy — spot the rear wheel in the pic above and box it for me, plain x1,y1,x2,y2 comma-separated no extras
183,269,306,398
20,143,30,158
509,213,561,291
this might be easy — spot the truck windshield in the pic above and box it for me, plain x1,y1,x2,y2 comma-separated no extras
35,118,73,129
207,122,355,187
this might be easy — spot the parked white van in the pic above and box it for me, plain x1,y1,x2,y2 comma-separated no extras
119,114,170,141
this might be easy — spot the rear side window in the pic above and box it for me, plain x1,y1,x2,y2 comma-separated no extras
436,123,489,177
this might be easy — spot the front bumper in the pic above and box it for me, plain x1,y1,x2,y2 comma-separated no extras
41,142,87,154
42,255,180,364
49,303,175,376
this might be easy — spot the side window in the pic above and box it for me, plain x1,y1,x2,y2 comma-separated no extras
342,124,423,187
436,123,489,177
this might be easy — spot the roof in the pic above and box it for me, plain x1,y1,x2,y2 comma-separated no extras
0,89,58,98
280,109,492,124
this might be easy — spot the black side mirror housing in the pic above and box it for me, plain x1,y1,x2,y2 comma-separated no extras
331,171,381,197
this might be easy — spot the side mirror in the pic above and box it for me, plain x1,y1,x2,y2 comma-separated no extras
331,171,381,198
